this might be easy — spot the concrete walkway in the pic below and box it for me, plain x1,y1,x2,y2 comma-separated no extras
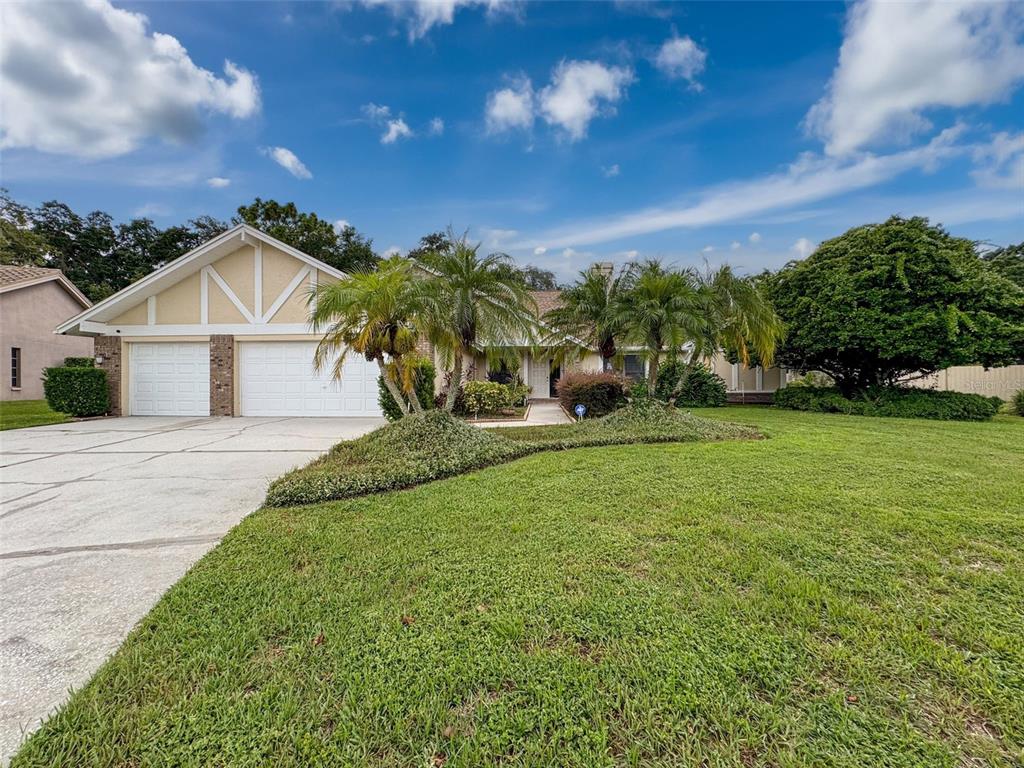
473,399,571,428
0,415,382,761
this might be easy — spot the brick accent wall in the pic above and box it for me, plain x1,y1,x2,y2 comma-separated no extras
210,335,234,416
95,336,122,416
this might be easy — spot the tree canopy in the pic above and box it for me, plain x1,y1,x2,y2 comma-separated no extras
982,242,1024,289
767,216,1024,395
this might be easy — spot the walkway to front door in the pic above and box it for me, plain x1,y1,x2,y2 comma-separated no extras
473,399,570,428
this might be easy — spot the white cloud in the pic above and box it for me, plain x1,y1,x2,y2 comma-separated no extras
702,245,714,253
134,202,171,218
0,0,260,159
206,177,231,188
602,163,621,178
481,227,518,248
383,245,403,257
361,103,392,121
263,146,312,179
333,219,351,233
791,238,814,258
654,35,707,88
748,232,762,244
381,119,413,144
533,246,547,256
971,130,1024,190
485,77,535,134
730,241,741,250
356,0,521,41
428,117,445,136
621,249,640,260
807,0,1024,156
514,126,967,249
539,60,634,141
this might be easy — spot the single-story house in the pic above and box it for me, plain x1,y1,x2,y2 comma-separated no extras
1,266,93,401
56,224,383,418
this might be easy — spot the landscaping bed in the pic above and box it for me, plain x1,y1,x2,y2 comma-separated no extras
12,408,1024,767
265,404,758,507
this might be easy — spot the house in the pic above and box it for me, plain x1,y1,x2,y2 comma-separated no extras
1,266,93,401
56,225,383,418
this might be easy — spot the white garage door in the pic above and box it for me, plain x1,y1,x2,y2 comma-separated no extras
239,342,383,417
130,343,210,416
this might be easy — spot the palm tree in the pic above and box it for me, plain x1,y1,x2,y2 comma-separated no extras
665,265,784,405
615,260,699,390
417,232,538,412
308,257,426,416
542,266,627,369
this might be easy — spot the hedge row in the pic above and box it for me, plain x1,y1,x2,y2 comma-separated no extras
43,366,109,417
555,372,625,417
774,385,1002,421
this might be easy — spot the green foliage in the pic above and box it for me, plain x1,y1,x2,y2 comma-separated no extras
774,385,1000,421
378,358,435,422
265,406,755,507
42,366,109,417
982,242,1024,289
542,265,628,363
654,360,727,406
234,198,377,273
555,371,626,417
462,380,515,416
63,357,94,368
1012,389,1024,416
768,216,1024,395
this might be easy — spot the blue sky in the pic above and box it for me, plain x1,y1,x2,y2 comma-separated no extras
2,0,1022,280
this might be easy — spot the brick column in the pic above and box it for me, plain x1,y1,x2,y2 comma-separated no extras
210,335,235,416
95,336,122,416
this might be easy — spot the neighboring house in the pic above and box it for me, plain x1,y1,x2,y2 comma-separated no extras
56,225,382,418
0,266,93,401
902,366,1024,401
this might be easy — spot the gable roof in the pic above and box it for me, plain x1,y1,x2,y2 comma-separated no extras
56,224,347,335
0,265,91,308
530,290,563,317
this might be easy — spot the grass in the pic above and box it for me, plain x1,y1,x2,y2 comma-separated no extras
0,399,70,431
265,404,757,507
12,408,1024,767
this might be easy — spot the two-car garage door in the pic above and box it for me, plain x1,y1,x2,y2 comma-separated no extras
128,341,382,417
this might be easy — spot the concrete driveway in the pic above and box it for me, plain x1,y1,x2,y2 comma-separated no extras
0,415,383,761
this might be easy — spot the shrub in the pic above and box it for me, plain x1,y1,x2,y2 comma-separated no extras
378,358,435,422
463,380,513,416
654,361,727,407
556,371,626,417
63,356,94,368
43,366,109,417
774,385,1000,421
1012,389,1024,416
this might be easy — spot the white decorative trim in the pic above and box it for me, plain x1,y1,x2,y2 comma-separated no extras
146,296,156,325
200,267,209,324
82,322,315,336
206,265,256,324
254,241,263,320
262,266,311,323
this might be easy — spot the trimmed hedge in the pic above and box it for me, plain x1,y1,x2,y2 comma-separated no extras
654,360,727,407
556,371,626,418
63,357,94,368
43,366,109,417
378,358,436,422
774,385,1001,421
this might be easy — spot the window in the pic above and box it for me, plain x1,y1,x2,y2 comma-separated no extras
623,354,644,381
11,347,21,389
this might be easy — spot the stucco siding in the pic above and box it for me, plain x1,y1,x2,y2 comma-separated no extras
156,271,201,324
212,245,255,315
1,282,93,400
904,366,1024,401
109,301,147,326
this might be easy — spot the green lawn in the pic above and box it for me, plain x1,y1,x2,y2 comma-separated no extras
0,399,70,431
13,408,1024,767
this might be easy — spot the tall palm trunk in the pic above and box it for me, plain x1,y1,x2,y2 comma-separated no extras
378,354,410,416
647,350,660,390
444,349,464,412
407,384,424,414
667,359,697,407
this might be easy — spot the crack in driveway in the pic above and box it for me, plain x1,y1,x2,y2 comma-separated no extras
1,533,226,560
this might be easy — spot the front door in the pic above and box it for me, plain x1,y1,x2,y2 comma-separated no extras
549,366,561,397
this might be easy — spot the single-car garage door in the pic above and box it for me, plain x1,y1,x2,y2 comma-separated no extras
130,342,210,416
239,341,383,417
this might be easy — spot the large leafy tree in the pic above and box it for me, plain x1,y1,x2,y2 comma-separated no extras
543,266,627,366
233,198,377,273
0,191,48,266
982,242,1024,289
416,232,538,411
767,216,1024,396
309,257,426,416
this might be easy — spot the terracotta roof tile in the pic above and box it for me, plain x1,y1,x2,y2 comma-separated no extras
530,290,563,317
0,265,62,288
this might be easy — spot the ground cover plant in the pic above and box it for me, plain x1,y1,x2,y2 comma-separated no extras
0,399,71,430
13,407,1023,767
775,385,1002,421
265,405,755,507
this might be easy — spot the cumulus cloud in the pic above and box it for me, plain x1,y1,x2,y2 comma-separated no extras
0,0,260,158
206,177,231,188
356,0,521,41
806,0,1024,156
361,103,415,144
791,238,814,258
428,117,445,136
533,246,547,256
749,232,762,244
654,35,707,88
383,245,403,257
971,131,1024,190
539,60,634,141
485,77,535,134
263,146,312,179
381,119,413,144
602,163,621,178
361,103,392,121
333,219,351,233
